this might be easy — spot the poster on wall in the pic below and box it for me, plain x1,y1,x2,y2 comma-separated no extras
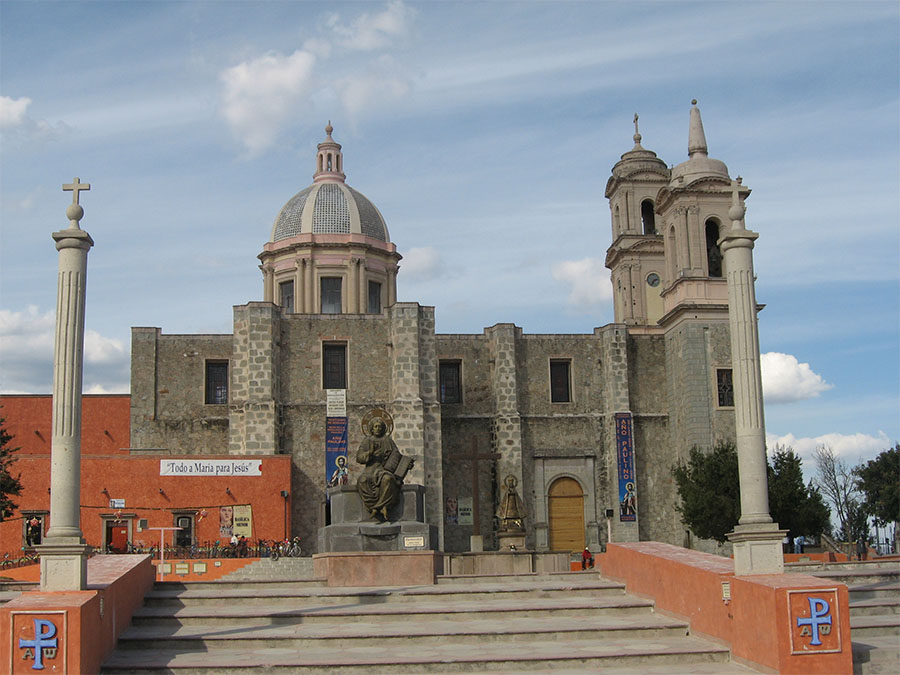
445,496,458,524
233,504,253,538
615,411,637,522
458,497,474,525
325,416,349,488
219,506,234,538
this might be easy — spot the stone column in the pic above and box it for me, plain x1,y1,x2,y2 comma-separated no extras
348,257,359,313
39,178,93,591
357,259,367,313
721,179,786,575
305,257,315,312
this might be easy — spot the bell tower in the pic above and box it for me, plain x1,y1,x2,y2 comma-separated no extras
604,114,670,329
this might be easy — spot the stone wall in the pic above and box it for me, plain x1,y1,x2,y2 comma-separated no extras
130,327,232,453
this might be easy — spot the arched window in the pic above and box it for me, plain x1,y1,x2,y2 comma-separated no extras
614,205,620,236
641,200,656,235
318,155,323,172
327,154,333,171
706,219,723,277
667,225,677,281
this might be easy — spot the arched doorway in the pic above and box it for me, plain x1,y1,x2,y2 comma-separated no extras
548,477,585,552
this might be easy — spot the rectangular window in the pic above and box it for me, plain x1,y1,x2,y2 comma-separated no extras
439,361,462,404
717,368,734,407
550,359,571,403
321,277,342,314
323,343,347,389
174,514,194,548
368,280,382,314
280,280,294,313
205,361,228,404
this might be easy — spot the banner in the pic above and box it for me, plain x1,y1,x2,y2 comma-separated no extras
160,459,262,476
325,416,349,487
615,412,637,522
219,506,233,538
458,497,474,525
233,504,253,538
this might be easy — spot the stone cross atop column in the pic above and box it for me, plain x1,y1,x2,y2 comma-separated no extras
39,178,95,590
720,177,786,575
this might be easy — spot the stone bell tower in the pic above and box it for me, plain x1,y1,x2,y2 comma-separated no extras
604,115,670,330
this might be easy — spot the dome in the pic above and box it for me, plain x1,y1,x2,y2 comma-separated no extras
669,101,730,186
269,122,391,244
270,182,389,242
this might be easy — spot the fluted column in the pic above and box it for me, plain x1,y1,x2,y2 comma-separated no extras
348,257,359,313
722,178,786,575
305,257,314,312
357,259,367,313
40,178,94,591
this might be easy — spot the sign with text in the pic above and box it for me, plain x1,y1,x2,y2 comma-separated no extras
326,389,347,417
233,504,253,538
12,611,66,673
325,416,349,488
159,459,262,477
109,498,125,509
789,588,842,654
458,497,474,525
615,412,637,522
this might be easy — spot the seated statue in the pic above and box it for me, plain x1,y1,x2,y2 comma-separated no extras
356,411,413,521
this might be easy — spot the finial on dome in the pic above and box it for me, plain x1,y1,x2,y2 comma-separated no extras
688,99,708,158
728,177,746,226
633,113,642,145
325,121,333,138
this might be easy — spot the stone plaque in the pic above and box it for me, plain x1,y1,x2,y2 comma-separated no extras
404,536,425,548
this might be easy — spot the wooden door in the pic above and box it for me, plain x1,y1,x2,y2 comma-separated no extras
106,522,128,553
548,477,585,553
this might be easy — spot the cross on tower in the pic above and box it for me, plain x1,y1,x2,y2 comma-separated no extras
63,177,90,205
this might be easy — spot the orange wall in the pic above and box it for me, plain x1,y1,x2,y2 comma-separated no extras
1,454,293,557
0,394,131,456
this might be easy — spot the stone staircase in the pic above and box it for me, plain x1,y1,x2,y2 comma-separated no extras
0,579,38,606
219,556,315,582
790,559,900,674
101,570,754,673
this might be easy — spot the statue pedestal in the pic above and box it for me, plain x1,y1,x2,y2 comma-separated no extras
497,531,526,551
319,484,436,553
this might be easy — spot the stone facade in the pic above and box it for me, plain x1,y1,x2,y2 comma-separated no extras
129,108,757,555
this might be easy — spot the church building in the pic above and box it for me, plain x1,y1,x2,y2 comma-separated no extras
126,103,749,555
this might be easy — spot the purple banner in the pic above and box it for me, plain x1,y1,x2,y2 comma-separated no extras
615,412,637,522
325,417,349,488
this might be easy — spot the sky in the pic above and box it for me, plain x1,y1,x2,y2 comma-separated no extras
1,1,897,478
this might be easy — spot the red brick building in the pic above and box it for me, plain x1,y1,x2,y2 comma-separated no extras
0,394,291,559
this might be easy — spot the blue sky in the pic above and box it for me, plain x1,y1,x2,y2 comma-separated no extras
1,1,897,474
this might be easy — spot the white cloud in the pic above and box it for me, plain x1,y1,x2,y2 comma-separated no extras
325,0,414,51
401,246,443,282
767,430,895,470
220,49,317,155
335,55,411,119
551,258,613,308
0,95,31,128
0,307,129,393
761,352,833,403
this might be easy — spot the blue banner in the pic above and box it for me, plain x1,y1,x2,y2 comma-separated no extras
325,417,349,488
615,412,637,522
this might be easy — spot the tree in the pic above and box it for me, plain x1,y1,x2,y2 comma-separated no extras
0,411,23,521
855,445,900,552
813,445,861,546
768,446,830,540
673,442,831,544
672,441,740,542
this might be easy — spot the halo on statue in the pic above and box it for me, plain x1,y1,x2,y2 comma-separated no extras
361,408,393,436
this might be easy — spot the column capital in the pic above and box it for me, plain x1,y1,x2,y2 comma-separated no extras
52,228,94,251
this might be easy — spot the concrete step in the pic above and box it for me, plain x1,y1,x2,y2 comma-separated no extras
142,578,626,607
436,570,593,584
101,633,732,673
156,578,326,591
850,598,900,616
852,635,900,674
850,613,900,638
114,613,691,650
131,593,656,627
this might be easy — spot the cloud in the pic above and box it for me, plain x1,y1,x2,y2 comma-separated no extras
0,307,129,394
220,49,317,155
761,352,833,403
325,0,414,51
551,258,613,308
335,55,411,119
0,95,31,128
400,246,444,282
767,430,895,470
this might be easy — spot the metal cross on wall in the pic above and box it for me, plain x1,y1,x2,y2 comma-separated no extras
63,177,90,204
456,437,500,536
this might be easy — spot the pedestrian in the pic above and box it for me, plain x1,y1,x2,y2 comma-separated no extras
581,547,594,570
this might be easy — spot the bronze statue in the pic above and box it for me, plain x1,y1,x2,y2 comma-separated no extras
497,474,526,533
356,409,413,520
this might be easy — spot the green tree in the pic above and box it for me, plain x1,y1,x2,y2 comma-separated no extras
768,446,830,540
855,445,900,551
672,441,740,542
673,442,830,544
0,411,23,521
